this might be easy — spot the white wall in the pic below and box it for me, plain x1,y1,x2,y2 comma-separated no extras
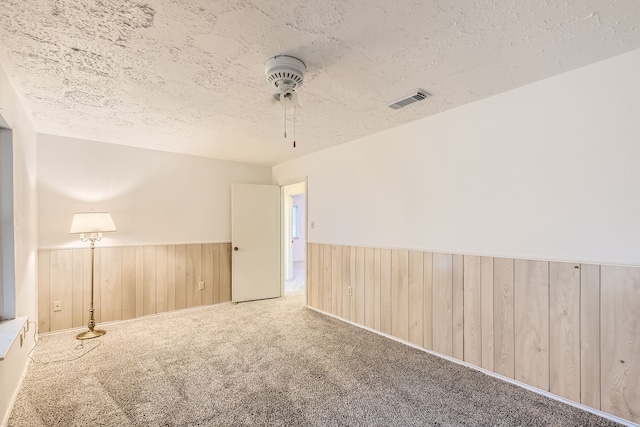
38,135,272,248
0,62,38,426
292,194,306,262
273,48,640,267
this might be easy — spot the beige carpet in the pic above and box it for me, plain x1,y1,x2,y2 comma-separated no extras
9,291,619,426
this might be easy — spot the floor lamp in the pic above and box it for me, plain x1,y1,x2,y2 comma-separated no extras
70,212,117,340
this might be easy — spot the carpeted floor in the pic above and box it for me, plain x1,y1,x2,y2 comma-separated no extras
9,290,620,426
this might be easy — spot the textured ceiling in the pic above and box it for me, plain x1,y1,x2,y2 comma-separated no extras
1,1,640,166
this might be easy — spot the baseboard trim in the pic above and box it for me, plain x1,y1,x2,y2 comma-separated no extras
306,305,639,427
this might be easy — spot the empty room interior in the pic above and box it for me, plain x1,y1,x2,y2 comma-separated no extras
1,1,640,426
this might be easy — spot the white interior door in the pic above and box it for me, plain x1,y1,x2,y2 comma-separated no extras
231,183,281,302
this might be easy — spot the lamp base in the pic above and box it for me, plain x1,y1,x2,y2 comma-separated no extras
76,329,106,340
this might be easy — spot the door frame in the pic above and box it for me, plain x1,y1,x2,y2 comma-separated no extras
280,178,308,301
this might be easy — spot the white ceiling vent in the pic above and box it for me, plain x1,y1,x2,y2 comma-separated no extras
387,89,430,109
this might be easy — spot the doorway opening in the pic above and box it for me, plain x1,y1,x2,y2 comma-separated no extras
0,122,16,320
282,182,306,297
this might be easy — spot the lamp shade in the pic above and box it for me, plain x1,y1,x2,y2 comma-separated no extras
70,212,117,234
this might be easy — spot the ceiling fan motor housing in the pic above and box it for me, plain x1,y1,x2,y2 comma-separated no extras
265,55,306,94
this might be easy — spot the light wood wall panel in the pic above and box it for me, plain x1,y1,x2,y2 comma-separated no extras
601,266,640,423
342,247,352,321
201,244,213,306
355,247,365,325
304,243,640,426
580,264,600,409
452,254,464,361
143,246,158,316
349,247,357,323
122,247,137,320
220,243,232,303
319,246,326,311
157,246,169,312
311,244,324,310
514,260,549,391
364,248,375,329
212,244,220,304
480,256,494,371
100,247,122,323
423,252,433,350
408,251,424,347
71,249,84,328
315,244,324,311
185,245,201,309
322,245,332,313
135,247,144,317
81,249,92,326
391,250,409,341
549,262,581,401
37,250,50,333
493,257,515,378
331,245,342,317
92,249,102,323
463,255,482,366
306,247,312,307
380,249,392,335
50,250,73,331
166,246,176,312
173,246,186,311
316,243,324,310
308,244,319,309
432,252,453,357
38,243,232,334
373,248,382,330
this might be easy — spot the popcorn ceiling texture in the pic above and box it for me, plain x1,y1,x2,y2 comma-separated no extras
1,0,640,165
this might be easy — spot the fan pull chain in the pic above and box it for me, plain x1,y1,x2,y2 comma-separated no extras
293,108,296,148
284,107,287,138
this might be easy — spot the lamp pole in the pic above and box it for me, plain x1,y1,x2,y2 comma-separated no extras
70,211,116,340
76,234,106,340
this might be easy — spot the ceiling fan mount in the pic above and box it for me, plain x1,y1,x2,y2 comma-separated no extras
265,55,306,98
265,55,306,148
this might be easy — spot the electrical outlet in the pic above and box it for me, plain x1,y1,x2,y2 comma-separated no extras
198,281,205,290
53,301,62,312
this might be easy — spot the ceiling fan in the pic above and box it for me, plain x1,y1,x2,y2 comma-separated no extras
265,55,306,147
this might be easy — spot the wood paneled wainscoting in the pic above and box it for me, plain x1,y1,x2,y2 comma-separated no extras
306,244,640,425
38,243,232,334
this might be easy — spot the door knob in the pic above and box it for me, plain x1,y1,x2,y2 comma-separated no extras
234,247,239,251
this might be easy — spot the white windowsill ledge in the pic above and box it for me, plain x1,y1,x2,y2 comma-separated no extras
0,317,28,360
